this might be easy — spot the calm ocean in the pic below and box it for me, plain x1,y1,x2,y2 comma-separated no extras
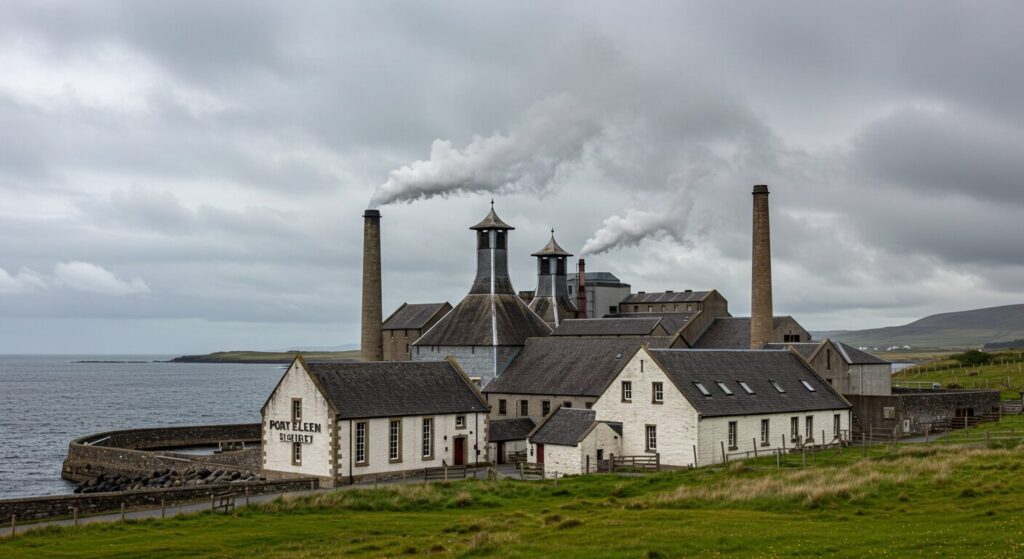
0,355,283,499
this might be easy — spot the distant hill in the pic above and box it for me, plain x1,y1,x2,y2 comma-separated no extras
813,304,1024,350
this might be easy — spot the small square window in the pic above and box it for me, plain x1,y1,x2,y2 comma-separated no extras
456,415,466,429
542,401,551,416
621,381,632,402
563,401,573,408
498,399,507,415
652,382,664,403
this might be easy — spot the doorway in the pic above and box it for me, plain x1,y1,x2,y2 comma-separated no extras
453,437,466,466
536,443,545,464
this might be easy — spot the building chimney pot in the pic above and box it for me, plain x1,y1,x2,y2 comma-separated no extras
750,185,773,349
360,209,384,361
576,259,587,319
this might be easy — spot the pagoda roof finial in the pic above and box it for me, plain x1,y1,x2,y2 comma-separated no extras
470,202,514,230
531,230,573,257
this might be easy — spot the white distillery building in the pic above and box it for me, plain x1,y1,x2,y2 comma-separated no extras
587,347,852,470
527,407,622,478
261,356,490,485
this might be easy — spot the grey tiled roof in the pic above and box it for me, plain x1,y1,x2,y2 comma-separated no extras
414,294,552,347
621,291,710,304
488,417,536,442
382,303,451,331
647,349,850,417
470,206,514,230
531,233,572,257
694,316,796,349
306,361,489,419
529,408,596,446
763,342,821,359
836,343,889,365
552,317,664,337
616,311,699,334
483,336,673,396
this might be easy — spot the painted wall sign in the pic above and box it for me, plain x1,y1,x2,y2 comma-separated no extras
268,420,322,444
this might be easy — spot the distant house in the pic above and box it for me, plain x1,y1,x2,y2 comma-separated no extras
382,302,452,361
527,407,622,478
487,417,535,464
764,340,891,396
261,356,489,485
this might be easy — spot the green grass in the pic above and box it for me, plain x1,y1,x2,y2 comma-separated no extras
5,425,1024,558
894,350,1024,398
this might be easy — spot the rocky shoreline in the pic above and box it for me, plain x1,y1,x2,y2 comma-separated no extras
74,467,263,494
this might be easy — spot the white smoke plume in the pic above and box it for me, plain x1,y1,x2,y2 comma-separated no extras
581,190,694,256
369,95,599,207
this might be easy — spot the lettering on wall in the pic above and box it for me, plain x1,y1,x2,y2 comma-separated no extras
268,420,322,444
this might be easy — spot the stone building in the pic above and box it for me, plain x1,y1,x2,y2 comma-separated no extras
765,340,892,396
526,407,622,477
527,231,577,328
261,356,489,486
411,204,552,386
566,271,631,318
693,316,811,348
381,302,451,361
591,347,851,467
487,417,535,464
552,317,672,338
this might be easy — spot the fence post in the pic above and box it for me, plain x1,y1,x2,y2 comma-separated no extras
776,448,780,469
73,507,78,527
862,432,867,457
245,488,250,507
519,461,525,480
609,453,615,474
210,495,215,513
753,438,758,458
692,445,697,468
586,455,590,474
374,475,379,489
656,453,661,471
443,466,448,482
121,502,126,521
720,441,727,464
925,424,930,446
985,431,991,448
801,448,806,468
553,473,558,487
781,434,786,453
161,499,166,519
10,514,14,536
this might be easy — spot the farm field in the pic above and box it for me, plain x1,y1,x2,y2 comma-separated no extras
893,350,1024,399
3,419,1024,558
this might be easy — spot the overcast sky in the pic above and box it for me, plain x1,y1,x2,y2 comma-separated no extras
2,1,1023,354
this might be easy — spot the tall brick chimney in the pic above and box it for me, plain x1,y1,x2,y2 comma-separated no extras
360,209,383,361
750,185,773,349
576,258,587,318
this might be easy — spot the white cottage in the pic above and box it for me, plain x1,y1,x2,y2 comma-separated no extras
592,347,852,467
261,356,490,485
527,407,622,478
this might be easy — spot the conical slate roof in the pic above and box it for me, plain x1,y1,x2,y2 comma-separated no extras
531,231,572,257
470,205,515,230
414,294,552,346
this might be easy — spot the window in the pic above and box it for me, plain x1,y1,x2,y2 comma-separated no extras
790,417,799,442
477,230,490,249
292,442,302,466
834,414,841,438
640,359,644,372
563,401,573,408
760,419,770,446
291,399,302,423
648,306,653,312
770,379,786,393
784,334,801,342
645,425,657,451
621,381,632,402
542,401,551,417
355,422,368,465
495,230,506,249
633,305,639,312
800,380,816,392
456,415,466,429
716,381,734,395
805,416,814,441
389,419,402,463
728,421,738,450
738,381,754,394
694,382,711,396
585,402,593,409
422,418,434,459
826,349,832,370
883,406,896,419
520,400,529,417
609,306,617,314
498,399,507,415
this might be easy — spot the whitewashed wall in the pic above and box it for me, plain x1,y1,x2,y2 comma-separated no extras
592,349,699,467
697,409,851,466
261,361,334,479
335,412,487,479
579,423,622,474
485,393,595,423
527,442,580,478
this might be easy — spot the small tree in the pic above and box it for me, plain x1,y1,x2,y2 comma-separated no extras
951,349,990,367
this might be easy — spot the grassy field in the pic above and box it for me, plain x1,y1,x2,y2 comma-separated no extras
169,350,361,364
893,350,1024,399
4,420,1024,558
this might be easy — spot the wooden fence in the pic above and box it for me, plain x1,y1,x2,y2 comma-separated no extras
423,465,467,482
517,462,544,479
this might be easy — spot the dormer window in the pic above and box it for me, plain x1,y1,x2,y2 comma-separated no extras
716,381,733,395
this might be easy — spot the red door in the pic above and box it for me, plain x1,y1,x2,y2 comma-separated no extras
536,444,545,464
454,438,465,466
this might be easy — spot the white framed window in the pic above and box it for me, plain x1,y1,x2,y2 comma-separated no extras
834,414,841,438
291,442,302,466
652,382,664,403
456,415,466,429
760,419,770,446
790,417,799,441
389,419,402,463
422,418,434,459
805,416,814,440
800,380,816,392
645,425,657,451
716,381,733,395
622,381,632,402
738,381,754,394
355,421,368,465
291,398,302,423
727,421,738,450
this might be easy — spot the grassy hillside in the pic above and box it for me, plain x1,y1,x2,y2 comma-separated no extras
815,303,1024,350
4,419,1024,558
170,350,361,364
893,349,1024,398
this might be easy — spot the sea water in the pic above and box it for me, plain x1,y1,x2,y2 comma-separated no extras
0,355,282,499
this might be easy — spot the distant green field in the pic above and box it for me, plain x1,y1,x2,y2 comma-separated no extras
4,419,1024,558
170,350,361,364
893,350,1024,399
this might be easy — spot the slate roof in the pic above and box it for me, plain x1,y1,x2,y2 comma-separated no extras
304,360,489,419
763,342,822,360
621,290,711,304
836,342,889,365
529,408,597,446
693,316,798,349
531,232,572,257
413,294,552,346
553,317,665,337
528,296,578,327
483,336,674,396
616,311,699,334
382,303,451,331
488,417,536,442
470,206,514,230
646,349,850,417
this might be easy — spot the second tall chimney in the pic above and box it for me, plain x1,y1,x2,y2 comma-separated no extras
750,185,773,349
576,258,587,319
360,209,383,361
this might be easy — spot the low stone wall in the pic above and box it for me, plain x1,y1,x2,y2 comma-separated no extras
849,389,1001,435
62,424,262,482
0,478,318,522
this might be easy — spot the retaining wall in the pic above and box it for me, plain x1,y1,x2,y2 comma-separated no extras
0,478,317,522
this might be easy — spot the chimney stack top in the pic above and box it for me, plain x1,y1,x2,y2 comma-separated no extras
363,209,381,218
752,184,769,195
